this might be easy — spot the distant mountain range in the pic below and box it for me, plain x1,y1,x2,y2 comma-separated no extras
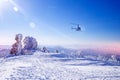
0,45,11,49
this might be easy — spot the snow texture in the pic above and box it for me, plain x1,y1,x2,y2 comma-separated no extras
0,52,120,80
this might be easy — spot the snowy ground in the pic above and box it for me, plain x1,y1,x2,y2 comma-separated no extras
0,52,120,80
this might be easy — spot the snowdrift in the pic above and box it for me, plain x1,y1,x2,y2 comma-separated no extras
0,51,120,80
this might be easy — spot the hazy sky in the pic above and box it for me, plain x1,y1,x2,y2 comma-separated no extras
0,0,120,48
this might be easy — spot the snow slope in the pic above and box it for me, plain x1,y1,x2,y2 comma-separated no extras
0,52,120,80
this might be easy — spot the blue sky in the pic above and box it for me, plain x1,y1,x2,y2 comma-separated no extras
0,0,120,48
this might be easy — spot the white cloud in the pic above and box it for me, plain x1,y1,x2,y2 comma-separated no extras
29,22,36,29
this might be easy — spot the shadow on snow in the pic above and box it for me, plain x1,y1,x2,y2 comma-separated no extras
50,53,120,66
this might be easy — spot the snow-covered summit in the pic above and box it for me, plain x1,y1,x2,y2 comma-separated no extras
0,51,120,80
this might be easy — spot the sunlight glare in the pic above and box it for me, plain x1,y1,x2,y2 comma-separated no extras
0,0,9,13
13,6,18,12
29,22,36,29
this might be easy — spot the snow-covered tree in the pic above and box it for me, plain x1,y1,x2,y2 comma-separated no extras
42,47,49,53
22,36,38,55
10,34,23,55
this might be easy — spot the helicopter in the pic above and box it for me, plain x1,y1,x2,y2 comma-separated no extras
71,23,82,31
